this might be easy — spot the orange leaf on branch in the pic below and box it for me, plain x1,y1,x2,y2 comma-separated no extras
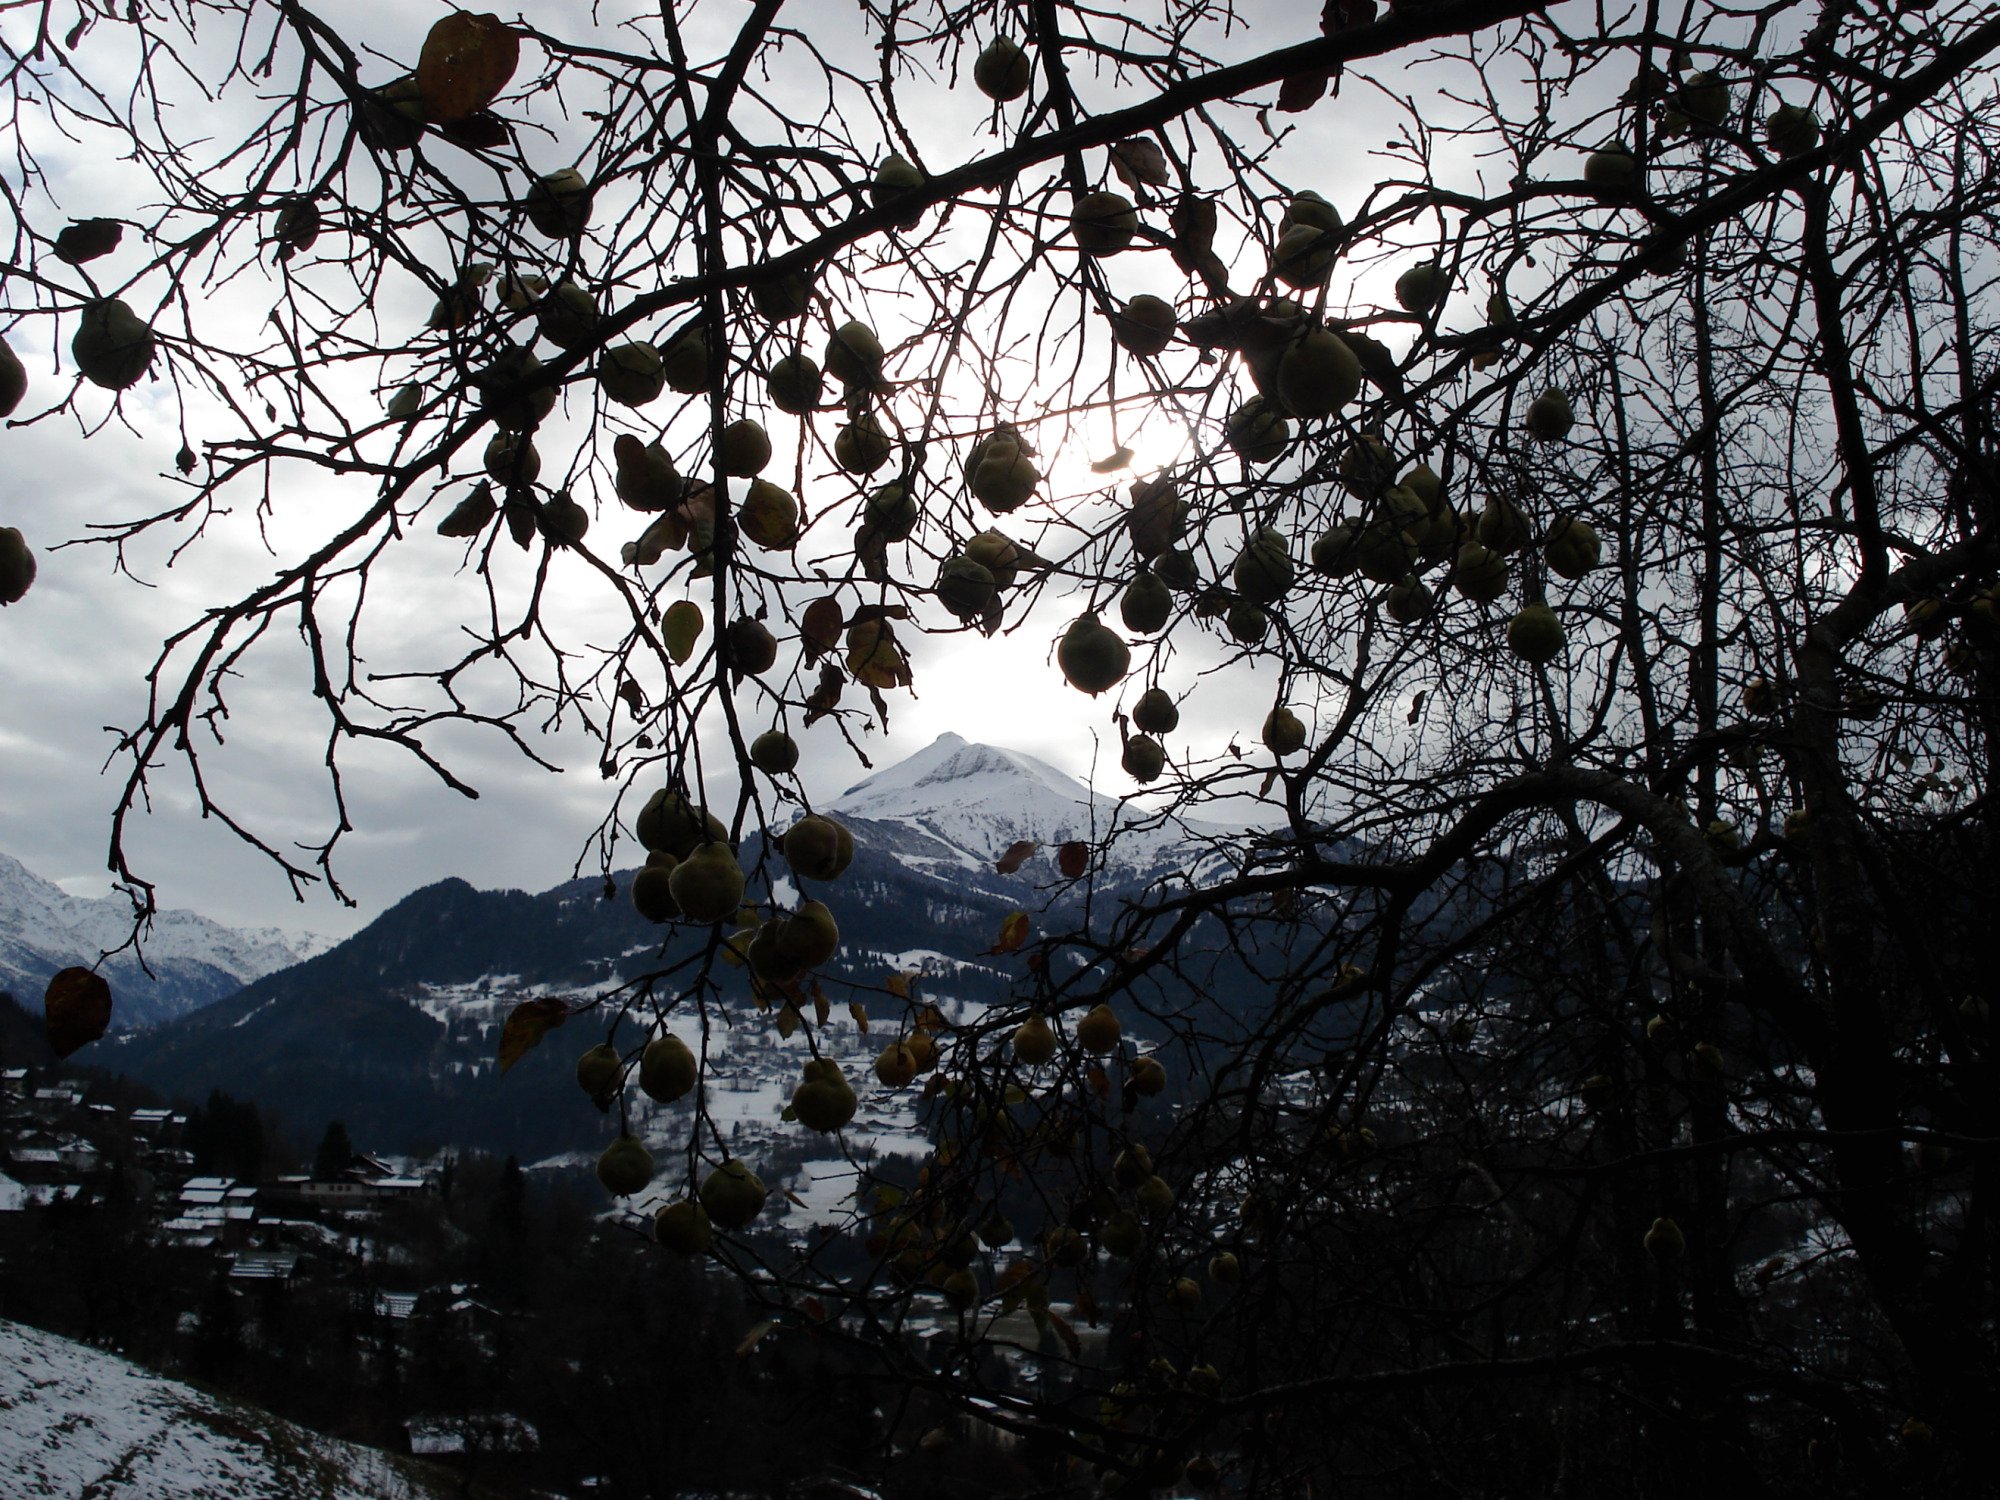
497,996,567,1073
989,911,1030,954
416,12,521,124
995,839,1039,874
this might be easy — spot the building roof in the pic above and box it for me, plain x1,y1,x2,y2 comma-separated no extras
229,1252,299,1280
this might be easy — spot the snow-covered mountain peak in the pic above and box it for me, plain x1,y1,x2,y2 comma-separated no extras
834,731,1106,825
0,850,325,1028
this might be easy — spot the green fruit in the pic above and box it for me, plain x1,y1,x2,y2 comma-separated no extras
825,321,885,389
1544,514,1602,578
599,341,665,406
974,35,1032,102
1340,434,1398,498
699,1159,768,1229
774,899,841,968
1136,1174,1176,1220
1122,734,1166,784
749,267,813,322
0,336,28,417
596,1134,654,1197
835,413,895,474
1071,190,1138,255
1126,474,1188,556
1525,388,1574,440
935,555,998,618
738,479,800,550
668,841,746,924
1112,295,1177,356
1154,548,1199,592
1101,1210,1144,1258
635,789,727,857
1231,526,1293,605
750,729,799,775
766,353,824,414
1272,224,1337,288
576,1042,622,1102
966,431,1039,513
1400,463,1442,508
1450,543,1509,603
1384,576,1432,625
1354,521,1417,585
484,431,540,484
1225,398,1291,463
1208,1250,1241,1284
1280,190,1342,237
783,813,854,880
1276,329,1362,418
1225,601,1268,644
1121,571,1173,634
1130,1055,1167,1095
864,482,919,542
1013,1015,1058,1065
1766,103,1821,160
1131,686,1179,735
71,299,155,390
1167,1277,1202,1310
0,527,37,606
1507,604,1564,664
1678,70,1731,127
875,1042,918,1087
1076,1003,1122,1054
477,347,554,432
1394,262,1447,314
613,438,679,511
654,1199,713,1254
1477,496,1531,554
870,154,926,230
661,327,714,395
717,419,772,477
1643,1216,1685,1260
631,863,681,923
962,528,1022,588
792,1059,858,1132
640,1034,698,1102
1311,522,1360,578
357,76,425,153
524,167,592,238
1262,707,1306,757
1059,613,1130,695
1583,141,1641,194
724,617,778,677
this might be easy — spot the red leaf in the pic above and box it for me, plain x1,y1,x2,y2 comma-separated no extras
801,595,844,658
44,967,111,1058
989,911,1030,954
497,997,567,1074
416,12,521,124
995,840,1039,875
1058,841,1090,879
1278,69,1331,113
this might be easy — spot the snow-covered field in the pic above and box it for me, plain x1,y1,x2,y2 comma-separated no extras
0,1319,459,1499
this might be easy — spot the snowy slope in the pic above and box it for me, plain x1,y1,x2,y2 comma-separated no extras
0,1319,462,1500
0,852,324,1029
831,731,1240,883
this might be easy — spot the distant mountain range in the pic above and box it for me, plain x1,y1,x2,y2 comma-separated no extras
97,734,1281,1166
0,852,325,1030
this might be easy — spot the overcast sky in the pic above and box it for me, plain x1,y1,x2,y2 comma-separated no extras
0,0,1521,942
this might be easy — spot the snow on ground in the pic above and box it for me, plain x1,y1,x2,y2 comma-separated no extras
0,1319,460,1499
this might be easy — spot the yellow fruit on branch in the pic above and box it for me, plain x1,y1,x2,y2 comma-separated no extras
654,1199,712,1254
783,813,854,880
1076,1002,1123,1054
631,863,681,923
72,299,156,390
598,341,664,407
639,1033,698,1102
766,353,823,413
1231,526,1293,604
1111,294,1177,356
596,1133,654,1197
874,1041,918,1088
1225,398,1290,464
825,320,886,389
661,326,714,395
1122,734,1166,783
699,1159,768,1229
1262,707,1306,757
1131,686,1179,735
973,35,1032,102
1506,604,1564,664
1013,1014,1058,1065
0,527,36,606
576,1042,622,1104
1059,613,1130,695
1525,388,1574,440
1544,514,1602,578
1276,329,1361,417
524,167,592,237
870,154,926,230
791,1057,858,1132
1071,190,1138,255
668,841,746,924
749,729,799,775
